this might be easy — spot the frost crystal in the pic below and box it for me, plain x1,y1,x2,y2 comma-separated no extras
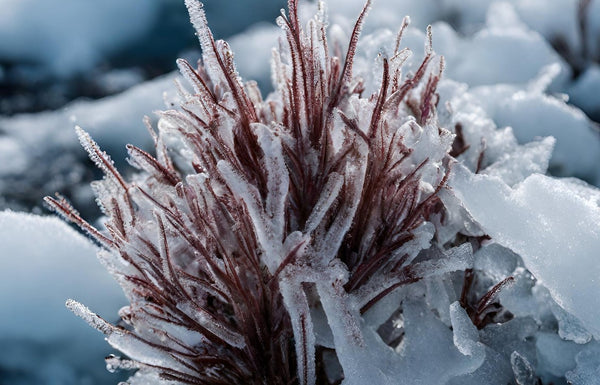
47,0,600,384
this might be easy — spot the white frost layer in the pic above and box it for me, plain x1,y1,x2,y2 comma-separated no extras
0,211,126,341
450,165,600,338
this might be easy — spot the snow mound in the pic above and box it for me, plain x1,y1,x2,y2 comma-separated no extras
0,210,126,383
0,72,179,213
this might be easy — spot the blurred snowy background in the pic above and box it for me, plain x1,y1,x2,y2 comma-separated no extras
1,0,600,384
0,1,285,383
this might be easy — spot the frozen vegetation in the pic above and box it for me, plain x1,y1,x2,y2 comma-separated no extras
2,0,600,384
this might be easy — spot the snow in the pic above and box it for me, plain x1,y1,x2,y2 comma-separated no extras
94,68,146,95
471,87,600,183
228,23,282,88
566,343,600,385
569,64,600,120
0,72,178,156
0,0,285,80
450,166,600,338
0,72,179,213
0,0,162,78
436,19,569,87
0,210,127,383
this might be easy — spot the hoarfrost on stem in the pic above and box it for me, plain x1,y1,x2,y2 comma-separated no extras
46,0,600,384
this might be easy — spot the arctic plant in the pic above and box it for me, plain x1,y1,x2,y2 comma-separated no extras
47,0,600,384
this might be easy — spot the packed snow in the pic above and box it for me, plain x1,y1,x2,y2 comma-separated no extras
450,167,600,339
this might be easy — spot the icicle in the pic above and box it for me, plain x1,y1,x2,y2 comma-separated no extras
217,160,283,273
425,25,434,57
105,355,141,373
356,243,473,312
257,123,289,245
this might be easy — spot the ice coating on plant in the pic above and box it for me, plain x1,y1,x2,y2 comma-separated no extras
46,0,600,384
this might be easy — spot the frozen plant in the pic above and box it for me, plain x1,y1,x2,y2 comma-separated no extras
47,0,600,384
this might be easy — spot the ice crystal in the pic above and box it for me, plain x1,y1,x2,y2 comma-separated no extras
46,0,600,384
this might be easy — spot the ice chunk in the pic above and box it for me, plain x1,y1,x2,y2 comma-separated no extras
497,268,553,324
473,243,518,283
450,165,600,338
449,301,483,357
510,351,536,385
448,346,514,385
550,301,593,344
396,300,484,383
536,332,581,379
482,317,538,362
425,276,454,325
449,317,538,385
566,343,600,385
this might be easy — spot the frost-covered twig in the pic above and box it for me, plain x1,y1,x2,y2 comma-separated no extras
48,0,546,384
